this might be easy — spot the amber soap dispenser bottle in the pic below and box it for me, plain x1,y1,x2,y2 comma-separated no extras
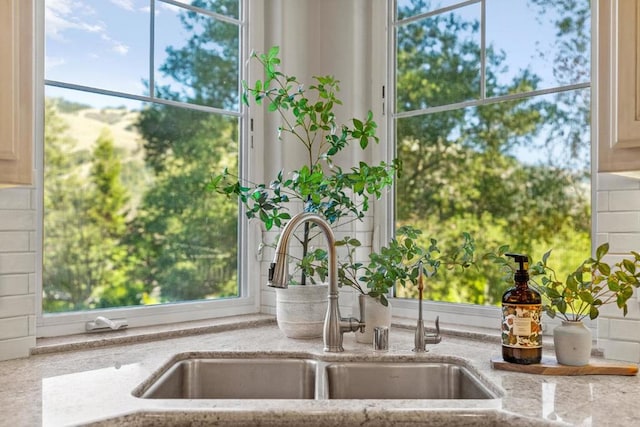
501,253,542,364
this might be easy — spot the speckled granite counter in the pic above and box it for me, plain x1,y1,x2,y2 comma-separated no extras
1,314,639,426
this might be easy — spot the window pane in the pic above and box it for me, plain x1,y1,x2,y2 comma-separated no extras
486,0,591,92
155,4,240,110
165,0,240,19
43,88,239,313
394,91,590,305
394,0,591,307
396,4,481,112
45,0,149,95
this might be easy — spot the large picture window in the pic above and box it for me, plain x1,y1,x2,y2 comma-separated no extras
41,0,246,328
392,0,591,305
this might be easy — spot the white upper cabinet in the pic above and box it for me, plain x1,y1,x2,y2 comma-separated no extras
598,0,640,173
0,0,33,186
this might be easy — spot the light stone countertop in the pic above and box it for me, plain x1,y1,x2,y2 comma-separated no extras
1,314,639,427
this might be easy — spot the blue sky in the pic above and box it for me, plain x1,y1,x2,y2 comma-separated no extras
45,0,587,110
45,0,190,109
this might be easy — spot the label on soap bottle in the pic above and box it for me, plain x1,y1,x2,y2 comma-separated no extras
501,304,542,349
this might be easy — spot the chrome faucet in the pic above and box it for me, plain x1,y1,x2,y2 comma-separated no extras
267,212,365,352
413,261,441,352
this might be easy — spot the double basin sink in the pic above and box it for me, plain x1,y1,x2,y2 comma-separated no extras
133,353,500,401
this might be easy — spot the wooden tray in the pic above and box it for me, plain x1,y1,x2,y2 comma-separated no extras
491,357,638,376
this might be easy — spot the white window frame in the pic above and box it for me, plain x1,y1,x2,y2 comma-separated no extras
35,0,262,337
380,0,597,335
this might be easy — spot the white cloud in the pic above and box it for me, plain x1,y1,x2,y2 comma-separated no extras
45,0,102,39
99,33,130,56
45,0,129,56
110,0,135,12
159,2,181,14
44,56,66,73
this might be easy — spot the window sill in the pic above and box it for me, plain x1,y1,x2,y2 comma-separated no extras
32,312,602,358
32,314,275,355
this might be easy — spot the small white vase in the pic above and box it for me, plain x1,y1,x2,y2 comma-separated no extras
553,320,592,366
275,284,328,339
353,295,392,344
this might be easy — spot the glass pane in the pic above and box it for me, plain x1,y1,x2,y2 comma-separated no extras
45,0,149,95
154,4,240,110
396,4,481,112
486,0,591,92
43,87,239,313
164,0,240,19
394,90,590,306
397,0,470,20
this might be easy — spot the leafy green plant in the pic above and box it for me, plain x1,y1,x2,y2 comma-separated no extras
338,226,476,306
207,46,401,285
488,243,640,321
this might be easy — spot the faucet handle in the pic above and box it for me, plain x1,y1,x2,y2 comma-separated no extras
357,294,366,333
425,316,441,344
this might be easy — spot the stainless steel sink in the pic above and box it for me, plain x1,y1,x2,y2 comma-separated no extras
138,358,317,399
325,362,497,399
135,354,499,401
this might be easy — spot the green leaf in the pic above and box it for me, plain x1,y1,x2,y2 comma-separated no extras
623,259,636,273
596,243,609,261
598,263,611,276
267,45,280,58
578,291,593,304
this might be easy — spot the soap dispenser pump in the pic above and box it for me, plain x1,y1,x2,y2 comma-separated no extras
501,253,542,365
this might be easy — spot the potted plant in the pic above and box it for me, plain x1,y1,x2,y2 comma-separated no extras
207,46,400,338
337,226,475,343
491,243,640,366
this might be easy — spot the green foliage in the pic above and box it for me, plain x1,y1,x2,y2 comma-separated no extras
337,226,475,306
393,0,592,306
488,243,640,321
43,0,242,310
130,111,240,302
208,46,401,285
43,101,136,311
51,97,91,113
42,0,594,312
127,0,241,303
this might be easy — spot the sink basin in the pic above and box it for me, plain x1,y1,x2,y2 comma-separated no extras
138,358,317,399
135,354,499,402
325,362,497,399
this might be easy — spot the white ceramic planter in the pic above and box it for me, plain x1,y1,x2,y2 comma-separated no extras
553,320,592,366
275,284,328,339
353,295,392,344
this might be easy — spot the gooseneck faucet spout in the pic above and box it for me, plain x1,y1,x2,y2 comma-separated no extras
267,212,365,352
413,261,441,352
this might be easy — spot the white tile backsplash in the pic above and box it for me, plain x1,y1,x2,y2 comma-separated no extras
0,210,35,231
0,188,31,209
0,294,35,319
596,339,640,363
597,211,640,232
0,231,30,252
596,191,609,211
0,316,29,340
0,187,35,360
609,190,640,211
596,172,640,363
0,253,36,274
597,173,640,191
0,274,30,296
609,233,640,252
